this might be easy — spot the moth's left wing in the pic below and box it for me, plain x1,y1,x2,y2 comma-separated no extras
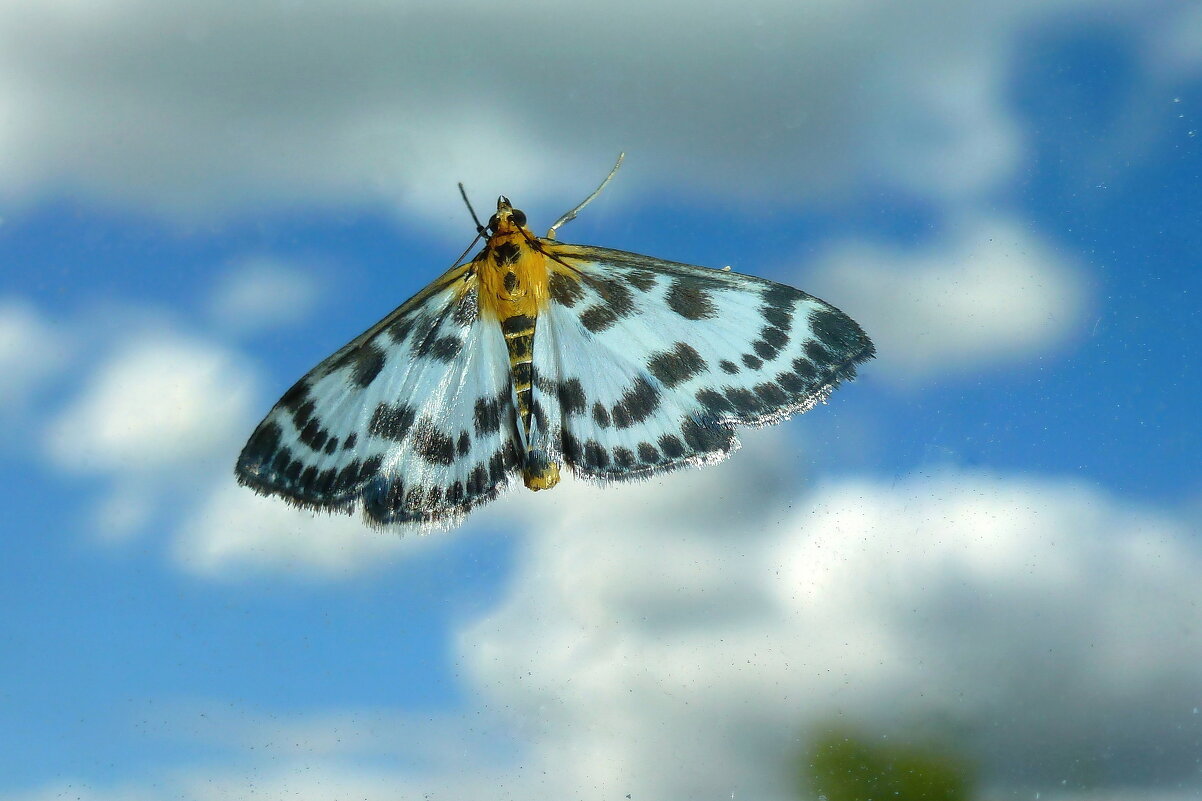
530,242,874,480
236,262,524,529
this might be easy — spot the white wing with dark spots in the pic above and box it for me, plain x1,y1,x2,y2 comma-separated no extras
531,244,875,480
236,267,524,529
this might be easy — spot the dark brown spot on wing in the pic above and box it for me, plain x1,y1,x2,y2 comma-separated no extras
666,280,717,320
752,338,779,361
612,377,660,428
681,418,734,453
804,341,828,363
809,306,868,354
427,336,462,363
560,428,582,462
761,325,788,350
557,378,587,416
624,270,657,292
754,381,789,407
240,421,282,465
279,379,309,410
580,305,617,332
583,440,609,470
658,434,685,459
348,344,387,387
474,397,500,435
368,402,416,441
592,402,611,429
413,418,455,465
613,446,636,469
549,272,584,307
648,342,707,388
726,387,763,416
582,274,635,318
696,389,734,417
792,358,817,380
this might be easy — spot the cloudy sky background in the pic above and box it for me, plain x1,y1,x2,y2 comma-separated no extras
2,1,1200,799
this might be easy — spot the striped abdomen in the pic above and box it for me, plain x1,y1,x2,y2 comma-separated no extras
501,312,536,434
486,236,560,491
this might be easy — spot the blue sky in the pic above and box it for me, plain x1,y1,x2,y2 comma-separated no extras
2,2,1201,799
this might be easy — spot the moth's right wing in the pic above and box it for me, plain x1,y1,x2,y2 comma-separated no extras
530,243,874,481
235,261,524,530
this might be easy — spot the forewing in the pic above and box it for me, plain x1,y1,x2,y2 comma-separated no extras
236,264,523,529
532,243,874,480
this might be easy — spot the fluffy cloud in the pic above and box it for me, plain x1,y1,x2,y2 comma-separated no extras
172,478,411,578
12,463,1200,801
0,297,70,412
1149,2,1202,77
44,333,258,473
166,407,797,578
40,330,258,538
0,0,1177,222
807,214,1088,382
456,466,1202,800
205,256,323,334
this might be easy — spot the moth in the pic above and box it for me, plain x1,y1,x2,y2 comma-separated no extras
236,156,874,529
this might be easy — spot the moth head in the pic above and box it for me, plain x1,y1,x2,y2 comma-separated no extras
487,196,528,233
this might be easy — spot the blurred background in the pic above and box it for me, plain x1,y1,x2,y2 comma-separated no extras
2,1,1200,799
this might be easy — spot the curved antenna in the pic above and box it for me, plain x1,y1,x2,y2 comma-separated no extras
458,182,487,235
546,153,625,239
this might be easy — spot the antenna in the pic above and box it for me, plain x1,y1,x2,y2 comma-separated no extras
546,153,625,239
458,182,486,235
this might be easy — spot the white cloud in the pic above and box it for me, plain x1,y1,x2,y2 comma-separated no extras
44,333,258,473
32,311,459,558
167,423,797,579
41,329,261,538
1148,2,1202,77
455,469,1202,800
31,306,497,559
172,478,413,578
0,297,71,411
0,0,1180,223
12,466,1201,801
807,214,1088,383
206,256,322,334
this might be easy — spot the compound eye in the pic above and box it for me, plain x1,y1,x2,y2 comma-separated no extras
510,209,527,227
487,213,500,231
